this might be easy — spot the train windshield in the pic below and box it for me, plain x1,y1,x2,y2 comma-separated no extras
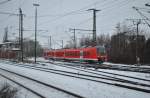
96,46,106,55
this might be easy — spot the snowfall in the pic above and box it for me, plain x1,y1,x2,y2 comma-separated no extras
0,58,150,98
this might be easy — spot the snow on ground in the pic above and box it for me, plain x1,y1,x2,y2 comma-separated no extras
46,60,150,81
0,76,40,98
28,57,50,62
0,69,77,98
32,61,150,86
103,62,132,66
40,59,150,82
103,62,150,68
0,61,150,98
97,68,150,80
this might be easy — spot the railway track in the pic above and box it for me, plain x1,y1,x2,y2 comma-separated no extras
100,64,150,73
46,61,150,82
61,61,150,73
1,60,150,93
3,60,150,83
0,73,45,98
0,64,85,98
50,62,150,82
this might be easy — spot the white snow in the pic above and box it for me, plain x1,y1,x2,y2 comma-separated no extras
0,60,150,98
103,62,150,68
0,76,41,98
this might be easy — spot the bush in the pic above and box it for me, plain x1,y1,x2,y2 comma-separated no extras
0,83,18,98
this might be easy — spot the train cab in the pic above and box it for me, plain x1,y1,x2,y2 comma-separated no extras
96,46,107,63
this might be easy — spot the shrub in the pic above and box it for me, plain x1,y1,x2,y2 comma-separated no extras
0,83,18,98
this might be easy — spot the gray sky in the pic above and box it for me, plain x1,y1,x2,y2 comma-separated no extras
0,0,150,48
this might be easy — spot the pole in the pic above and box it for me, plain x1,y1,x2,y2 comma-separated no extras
20,8,23,62
93,9,96,45
73,29,76,48
50,36,52,49
126,18,145,64
18,9,21,61
62,40,63,49
136,21,141,64
35,7,37,63
87,9,100,46
69,28,76,48
33,3,39,63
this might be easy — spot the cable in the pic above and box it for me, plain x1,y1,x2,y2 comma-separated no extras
0,15,11,23
133,6,150,28
38,0,134,28
101,0,129,10
74,17,93,26
37,0,115,26
97,0,136,24
18,0,26,8
0,0,11,5
101,0,135,13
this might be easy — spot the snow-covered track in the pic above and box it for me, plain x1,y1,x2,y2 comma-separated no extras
3,61,150,93
0,67,85,98
26,63,150,88
101,64,150,73
0,73,45,98
54,61,150,73
48,61,150,82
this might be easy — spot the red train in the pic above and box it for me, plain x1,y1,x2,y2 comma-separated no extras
0,51,16,59
43,46,107,63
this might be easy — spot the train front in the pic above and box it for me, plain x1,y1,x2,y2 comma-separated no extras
96,46,107,63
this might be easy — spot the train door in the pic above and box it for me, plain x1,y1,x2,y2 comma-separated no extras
80,50,83,62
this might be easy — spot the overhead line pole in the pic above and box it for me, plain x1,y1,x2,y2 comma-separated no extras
19,8,24,62
50,36,52,49
19,9,21,59
69,28,76,48
62,40,63,49
0,9,24,61
73,29,76,48
33,3,40,63
69,28,94,48
87,9,100,46
126,18,145,65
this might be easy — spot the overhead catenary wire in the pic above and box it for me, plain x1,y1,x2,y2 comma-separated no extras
18,0,27,8
37,0,122,26
38,0,136,48
0,0,11,5
133,6,150,28
38,0,136,34
0,0,148,47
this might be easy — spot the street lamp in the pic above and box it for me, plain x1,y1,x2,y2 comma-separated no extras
33,3,40,63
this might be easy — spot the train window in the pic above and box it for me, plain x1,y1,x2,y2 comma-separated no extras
83,51,86,56
65,52,69,56
80,51,83,56
75,51,79,56
97,46,106,55
83,51,90,56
